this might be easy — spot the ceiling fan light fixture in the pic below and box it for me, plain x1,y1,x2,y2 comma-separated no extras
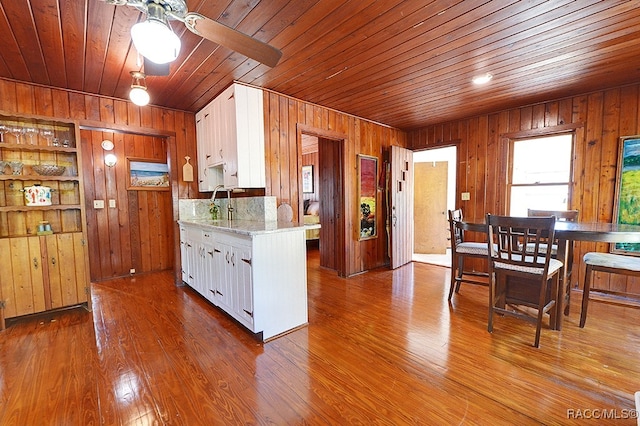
129,71,150,106
131,3,181,64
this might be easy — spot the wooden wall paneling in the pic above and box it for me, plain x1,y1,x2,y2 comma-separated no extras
92,129,111,279
570,95,589,291
128,190,141,274
15,82,34,115
278,96,291,205
115,132,132,273
68,92,86,120
288,98,299,212
104,130,123,276
532,104,545,129
113,99,129,126
267,92,281,202
84,96,100,122
80,129,100,279
138,191,152,273
600,89,623,293
544,101,559,127
0,80,17,112
584,93,606,290
34,86,53,117
99,98,115,124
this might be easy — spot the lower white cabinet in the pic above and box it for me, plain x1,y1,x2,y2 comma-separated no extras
179,221,308,341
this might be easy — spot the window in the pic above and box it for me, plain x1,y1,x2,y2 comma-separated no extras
508,134,573,216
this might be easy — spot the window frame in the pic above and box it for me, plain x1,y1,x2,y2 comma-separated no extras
506,133,575,216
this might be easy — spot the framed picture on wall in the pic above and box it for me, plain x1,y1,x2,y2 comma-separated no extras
302,165,314,193
358,154,378,240
126,158,170,190
613,135,640,254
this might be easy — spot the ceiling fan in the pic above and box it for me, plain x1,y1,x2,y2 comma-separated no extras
105,0,282,68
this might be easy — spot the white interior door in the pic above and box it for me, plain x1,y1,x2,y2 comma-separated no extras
390,145,414,269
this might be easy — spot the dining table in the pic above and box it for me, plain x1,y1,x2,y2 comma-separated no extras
461,220,640,330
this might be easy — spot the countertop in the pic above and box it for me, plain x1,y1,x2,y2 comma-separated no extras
178,219,307,236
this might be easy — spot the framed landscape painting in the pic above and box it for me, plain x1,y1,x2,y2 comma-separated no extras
127,158,170,190
613,136,640,254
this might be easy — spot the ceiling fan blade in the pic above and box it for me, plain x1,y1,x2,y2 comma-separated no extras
144,57,170,76
184,13,282,68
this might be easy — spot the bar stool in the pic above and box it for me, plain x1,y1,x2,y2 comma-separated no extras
580,252,640,327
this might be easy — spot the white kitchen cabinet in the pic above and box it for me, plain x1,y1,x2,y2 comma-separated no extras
195,83,265,191
178,220,308,341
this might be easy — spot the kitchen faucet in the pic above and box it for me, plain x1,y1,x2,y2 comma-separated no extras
210,184,225,219
226,189,234,220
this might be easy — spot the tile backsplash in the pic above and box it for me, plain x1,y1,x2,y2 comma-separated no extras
179,196,277,222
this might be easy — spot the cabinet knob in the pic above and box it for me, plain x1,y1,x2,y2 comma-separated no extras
33,257,38,269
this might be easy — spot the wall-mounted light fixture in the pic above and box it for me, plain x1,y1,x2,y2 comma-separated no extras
130,3,181,64
129,71,150,106
101,139,114,151
105,153,118,168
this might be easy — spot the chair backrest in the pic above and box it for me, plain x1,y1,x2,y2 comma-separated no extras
527,209,579,222
487,214,556,275
448,209,464,247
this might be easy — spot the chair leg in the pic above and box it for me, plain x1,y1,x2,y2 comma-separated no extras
487,272,495,333
564,267,572,316
580,265,593,328
456,256,464,293
448,256,458,301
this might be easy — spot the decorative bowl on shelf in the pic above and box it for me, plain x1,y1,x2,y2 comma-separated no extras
9,161,22,175
32,164,65,176
0,160,7,174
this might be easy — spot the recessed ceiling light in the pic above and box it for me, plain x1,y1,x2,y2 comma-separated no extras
472,73,493,85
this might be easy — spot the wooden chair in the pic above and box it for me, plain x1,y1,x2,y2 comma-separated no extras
486,214,563,347
580,252,640,327
447,209,488,301
527,209,579,315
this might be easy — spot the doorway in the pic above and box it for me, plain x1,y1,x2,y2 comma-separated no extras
412,146,457,267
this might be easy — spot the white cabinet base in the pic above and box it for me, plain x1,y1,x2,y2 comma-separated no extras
179,221,308,341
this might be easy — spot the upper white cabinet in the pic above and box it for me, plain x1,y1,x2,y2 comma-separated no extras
196,83,265,191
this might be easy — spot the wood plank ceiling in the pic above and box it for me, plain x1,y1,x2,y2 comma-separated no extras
0,0,639,130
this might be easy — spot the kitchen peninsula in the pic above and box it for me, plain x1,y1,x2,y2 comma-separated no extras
178,197,308,341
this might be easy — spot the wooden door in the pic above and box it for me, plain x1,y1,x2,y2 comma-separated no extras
318,137,346,275
390,146,414,269
414,161,448,254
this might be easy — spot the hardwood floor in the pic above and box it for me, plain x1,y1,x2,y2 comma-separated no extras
0,248,639,425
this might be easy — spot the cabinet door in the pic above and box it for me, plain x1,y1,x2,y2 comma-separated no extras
184,239,196,286
213,241,234,312
234,244,254,327
196,105,215,191
46,232,88,309
201,243,217,303
222,87,239,188
0,237,46,317
179,227,188,283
